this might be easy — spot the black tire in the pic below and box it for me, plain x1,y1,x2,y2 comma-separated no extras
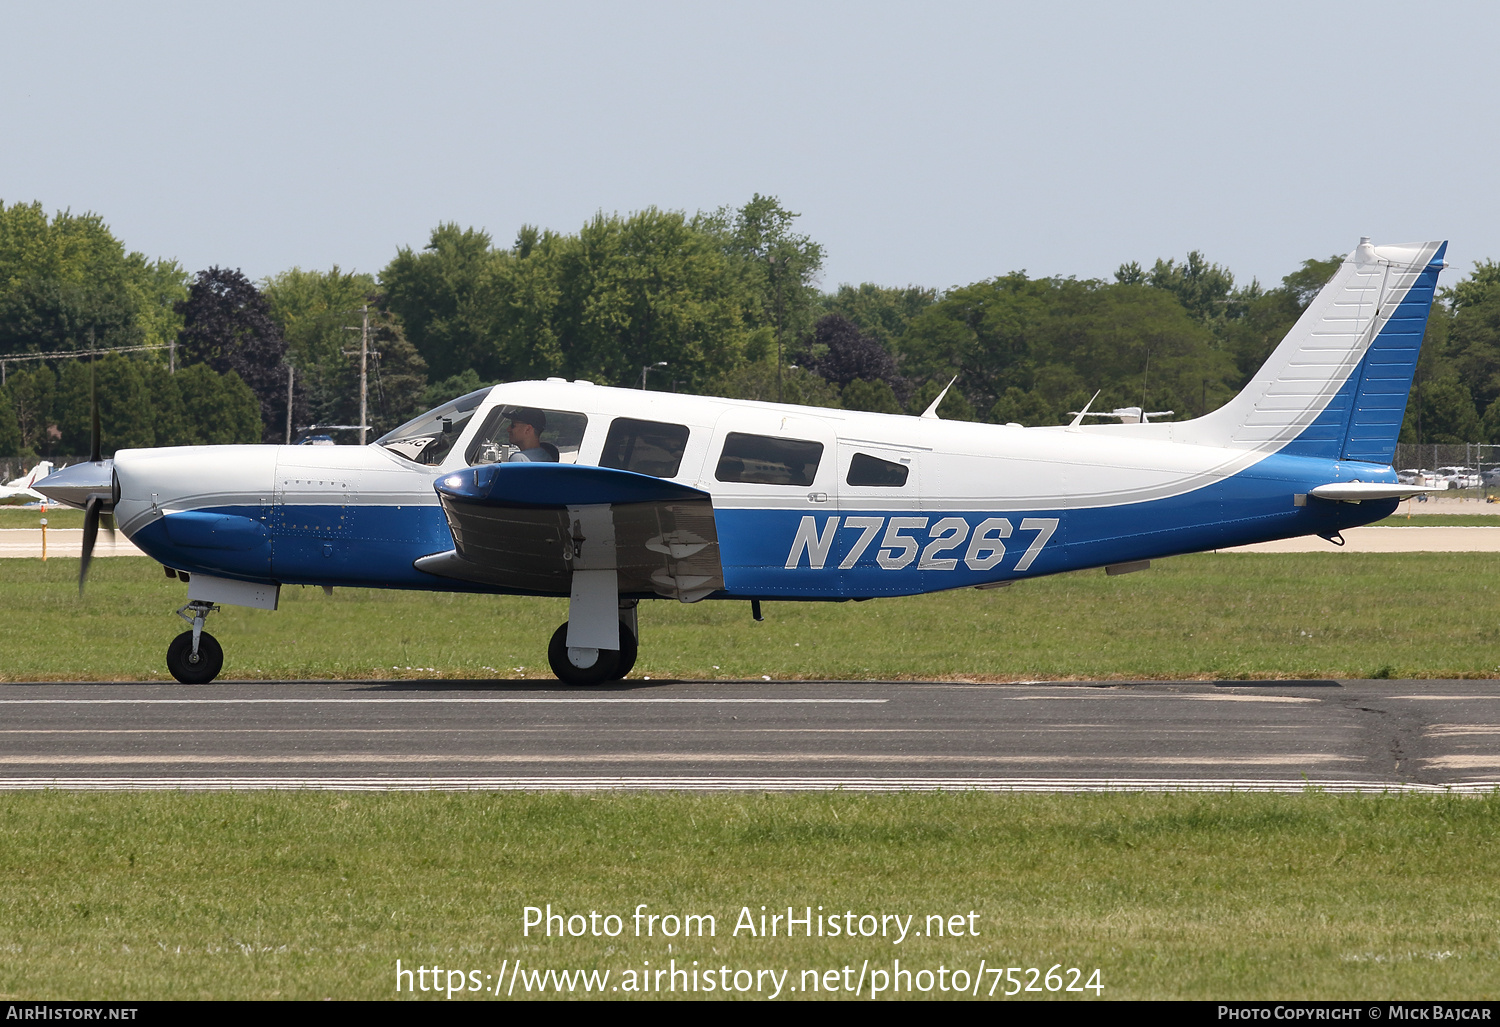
547,622,621,686
166,629,224,685
612,622,639,680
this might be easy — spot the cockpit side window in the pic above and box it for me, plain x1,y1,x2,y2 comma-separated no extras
465,406,589,466
714,432,823,486
600,418,691,478
375,387,492,465
846,452,909,487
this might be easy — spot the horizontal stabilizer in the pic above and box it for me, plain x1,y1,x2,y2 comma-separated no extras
1308,482,1442,502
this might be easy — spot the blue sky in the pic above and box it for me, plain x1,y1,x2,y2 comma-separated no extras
4,1,1495,291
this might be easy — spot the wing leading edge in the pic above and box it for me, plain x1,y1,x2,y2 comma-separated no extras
414,463,724,602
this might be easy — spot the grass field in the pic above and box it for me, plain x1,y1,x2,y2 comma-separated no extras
2,553,1499,681
0,508,83,528
0,791,1495,1000
3,557,1499,1002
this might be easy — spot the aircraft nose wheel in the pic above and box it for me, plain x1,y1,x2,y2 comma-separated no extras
547,621,637,686
167,599,224,684
166,630,224,684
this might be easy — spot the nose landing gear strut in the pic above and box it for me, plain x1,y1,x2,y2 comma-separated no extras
166,600,224,684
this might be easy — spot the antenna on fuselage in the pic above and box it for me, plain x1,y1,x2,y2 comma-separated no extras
920,377,958,419
1066,390,1102,432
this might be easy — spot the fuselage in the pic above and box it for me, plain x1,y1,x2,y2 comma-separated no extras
110,379,1394,601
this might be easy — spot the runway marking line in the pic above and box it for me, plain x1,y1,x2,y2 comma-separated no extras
1393,695,1500,701
1009,694,1319,703
0,753,1362,766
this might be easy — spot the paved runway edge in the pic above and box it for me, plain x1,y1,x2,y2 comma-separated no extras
3,776,1498,793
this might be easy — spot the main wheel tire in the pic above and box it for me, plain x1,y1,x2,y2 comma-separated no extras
166,629,224,684
612,622,639,680
547,622,621,686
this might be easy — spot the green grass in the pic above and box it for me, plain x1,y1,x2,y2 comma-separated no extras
0,508,83,528
2,553,1500,681
0,791,1496,1000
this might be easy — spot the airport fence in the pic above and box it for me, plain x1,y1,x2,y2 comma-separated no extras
1393,444,1500,490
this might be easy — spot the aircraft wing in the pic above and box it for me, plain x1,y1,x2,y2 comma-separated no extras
413,463,724,602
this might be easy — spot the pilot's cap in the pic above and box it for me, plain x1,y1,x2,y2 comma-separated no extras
505,406,547,432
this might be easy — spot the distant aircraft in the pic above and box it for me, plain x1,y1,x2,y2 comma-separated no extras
0,461,58,503
37,238,1446,685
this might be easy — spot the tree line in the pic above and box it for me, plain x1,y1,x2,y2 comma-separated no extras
1,194,1495,461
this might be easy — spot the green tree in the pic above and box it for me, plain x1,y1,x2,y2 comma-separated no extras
989,385,1058,425
175,267,289,441
1121,251,1236,324
0,200,187,356
699,194,824,395
380,224,500,381
1402,372,1481,444
550,208,749,391
139,362,188,447
421,369,487,411
708,361,841,408
261,267,429,434
901,273,1234,422
176,365,262,445
1,364,55,455
1442,260,1500,420
820,283,936,352
841,378,902,414
54,355,155,455
0,388,21,456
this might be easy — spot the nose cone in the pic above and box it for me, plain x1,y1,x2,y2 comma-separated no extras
34,459,115,509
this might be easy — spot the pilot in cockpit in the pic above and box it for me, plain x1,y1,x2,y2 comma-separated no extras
504,408,560,462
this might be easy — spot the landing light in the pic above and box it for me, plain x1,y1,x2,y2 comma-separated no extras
444,476,463,488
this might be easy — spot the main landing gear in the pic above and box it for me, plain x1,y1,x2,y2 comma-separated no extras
547,601,639,686
167,600,224,684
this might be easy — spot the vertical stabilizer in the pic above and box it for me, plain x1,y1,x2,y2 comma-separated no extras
1178,239,1446,463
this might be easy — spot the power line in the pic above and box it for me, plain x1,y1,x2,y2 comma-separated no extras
0,344,171,385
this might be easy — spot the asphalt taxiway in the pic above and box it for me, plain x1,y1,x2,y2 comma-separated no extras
0,678,1496,792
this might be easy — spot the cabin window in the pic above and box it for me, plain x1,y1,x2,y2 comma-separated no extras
376,386,492,465
714,432,823,486
600,418,691,478
466,406,589,465
846,452,909,487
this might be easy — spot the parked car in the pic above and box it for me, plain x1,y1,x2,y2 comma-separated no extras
1437,466,1481,489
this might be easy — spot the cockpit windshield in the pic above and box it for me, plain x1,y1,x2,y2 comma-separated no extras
375,387,493,464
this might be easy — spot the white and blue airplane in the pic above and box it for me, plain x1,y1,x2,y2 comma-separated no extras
0,460,59,503
36,237,1446,685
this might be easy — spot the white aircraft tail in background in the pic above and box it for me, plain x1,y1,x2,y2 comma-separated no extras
0,461,59,502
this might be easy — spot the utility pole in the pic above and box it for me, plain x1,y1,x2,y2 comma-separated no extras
769,252,784,404
358,306,369,445
342,305,372,444
285,363,295,445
